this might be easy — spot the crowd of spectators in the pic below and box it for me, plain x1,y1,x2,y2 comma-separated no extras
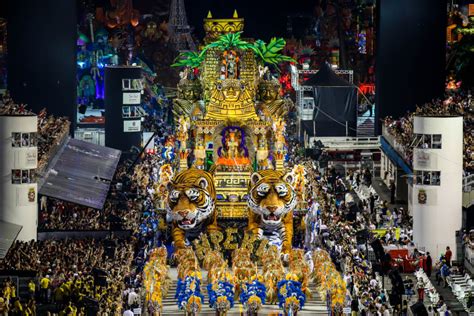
296,148,464,314
36,109,70,172
297,158,425,314
0,152,165,315
0,102,173,314
0,92,35,115
38,197,141,231
3,80,470,315
0,237,135,315
384,91,473,172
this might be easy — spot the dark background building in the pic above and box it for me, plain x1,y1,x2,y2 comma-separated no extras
375,0,446,133
6,0,77,129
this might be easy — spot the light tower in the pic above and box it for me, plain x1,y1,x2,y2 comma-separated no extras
168,0,196,52
0,113,38,241
412,116,463,258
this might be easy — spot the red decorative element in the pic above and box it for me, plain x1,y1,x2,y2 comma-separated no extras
279,73,293,95
359,83,375,95
79,116,105,124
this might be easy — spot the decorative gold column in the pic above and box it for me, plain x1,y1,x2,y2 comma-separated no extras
275,154,285,171
178,150,189,171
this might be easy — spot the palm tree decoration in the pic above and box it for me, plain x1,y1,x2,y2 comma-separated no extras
171,31,295,69
200,32,255,55
252,37,295,66
171,51,204,68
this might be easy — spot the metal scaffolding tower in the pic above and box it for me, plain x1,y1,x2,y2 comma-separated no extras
168,0,196,52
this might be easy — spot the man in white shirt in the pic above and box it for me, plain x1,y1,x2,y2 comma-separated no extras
128,288,139,307
123,288,130,299
369,278,378,289
123,309,134,316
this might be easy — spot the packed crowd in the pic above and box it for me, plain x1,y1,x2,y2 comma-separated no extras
3,84,469,316
296,157,417,314
0,155,166,314
0,106,173,315
0,237,135,315
383,91,473,172
0,91,35,115
38,197,141,231
36,109,70,172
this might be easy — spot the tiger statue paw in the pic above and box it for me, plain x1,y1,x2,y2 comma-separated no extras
247,170,297,256
166,168,218,250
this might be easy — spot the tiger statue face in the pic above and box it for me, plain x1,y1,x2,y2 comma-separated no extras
167,168,216,230
248,170,297,225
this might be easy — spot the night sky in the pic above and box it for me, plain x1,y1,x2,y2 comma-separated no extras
185,0,315,40
1,0,316,40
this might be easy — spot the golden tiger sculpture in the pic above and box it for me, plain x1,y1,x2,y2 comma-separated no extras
247,170,297,255
167,168,219,249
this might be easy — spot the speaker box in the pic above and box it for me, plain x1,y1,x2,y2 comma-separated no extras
92,268,107,275
95,275,107,287
356,229,369,244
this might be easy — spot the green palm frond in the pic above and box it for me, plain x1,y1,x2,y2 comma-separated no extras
171,51,204,68
200,31,263,58
264,37,287,56
201,31,252,55
263,54,296,65
171,32,295,68
252,37,296,66
251,39,266,60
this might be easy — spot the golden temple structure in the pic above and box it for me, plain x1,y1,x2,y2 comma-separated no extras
203,10,244,44
173,11,293,219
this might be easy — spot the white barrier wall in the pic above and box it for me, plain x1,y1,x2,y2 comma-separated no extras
412,116,463,258
0,115,38,241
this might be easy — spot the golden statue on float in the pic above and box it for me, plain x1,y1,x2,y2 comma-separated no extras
167,10,300,252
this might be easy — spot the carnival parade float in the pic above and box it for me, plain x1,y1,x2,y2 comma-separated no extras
142,11,346,316
170,9,295,246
